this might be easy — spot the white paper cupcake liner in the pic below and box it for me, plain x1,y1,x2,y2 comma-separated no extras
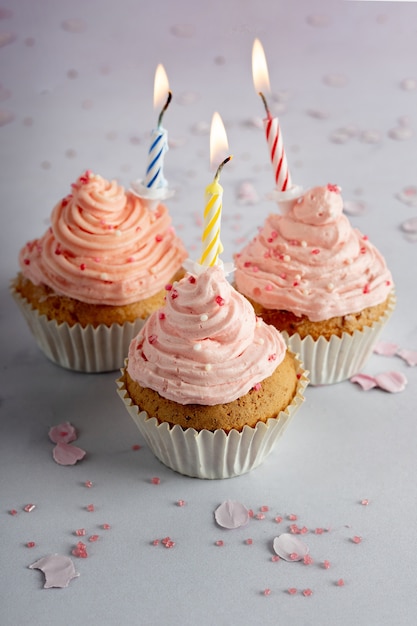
282,293,396,386
116,356,309,479
11,289,145,373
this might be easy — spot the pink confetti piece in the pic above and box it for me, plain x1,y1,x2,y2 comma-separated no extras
350,374,378,391
273,533,309,562
396,186,417,207
48,422,77,444
52,442,86,466
373,341,399,356
29,555,79,588
343,200,367,216
214,500,250,529
401,217,417,233
374,371,407,393
388,126,413,141
359,129,382,144
396,349,417,367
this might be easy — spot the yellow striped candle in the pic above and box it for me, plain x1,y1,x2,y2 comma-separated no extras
199,113,231,267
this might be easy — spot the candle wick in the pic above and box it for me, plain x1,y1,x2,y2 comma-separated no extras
214,155,233,182
259,92,272,119
158,90,172,127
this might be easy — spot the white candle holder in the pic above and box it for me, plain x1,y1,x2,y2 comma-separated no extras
183,258,234,277
268,184,304,214
129,180,175,212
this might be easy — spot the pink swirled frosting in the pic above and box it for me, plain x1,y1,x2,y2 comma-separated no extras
127,265,287,405
19,171,187,305
234,185,393,321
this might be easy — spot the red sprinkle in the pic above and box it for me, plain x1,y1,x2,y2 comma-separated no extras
215,540,224,547
245,538,253,545
151,477,161,485
363,284,370,294
75,529,86,537
327,183,340,193
9,509,18,516
271,555,280,562
88,535,99,542
275,516,283,523
188,275,196,284
323,560,331,569
260,505,269,512
290,553,299,561
84,481,93,488
215,295,225,306
253,383,262,391
288,514,298,521
102,524,111,530
86,504,95,512
311,249,320,255
263,588,271,596
155,234,163,242
148,334,157,344
132,444,141,451
176,500,186,507
287,588,297,595
170,289,178,299
303,554,313,565
302,589,313,597
23,258,30,265
336,579,345,587
80,263,86,271
26,542,36,548
268,353,277,361
158,312,166,320
165,283,172,291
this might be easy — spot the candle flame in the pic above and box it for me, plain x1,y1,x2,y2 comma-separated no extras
153,64,170,109
210,112,229,170
252,38,271,95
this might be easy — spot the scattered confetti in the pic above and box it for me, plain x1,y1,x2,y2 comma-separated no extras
9,509,18,516
102,524,111,530
273,533,309,562
52,442,86,466
84,481,93,488
29,555,79,588
214,500,250,529
75,529,86,537
176,500,186,507
397,349,417,367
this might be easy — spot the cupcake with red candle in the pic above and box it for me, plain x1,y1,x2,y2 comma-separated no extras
234,184,395,385
11,170,187,372
117,263,308,478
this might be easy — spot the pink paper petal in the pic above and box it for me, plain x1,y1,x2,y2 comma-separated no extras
52,442,86,466
373,341,399,356
48,421,77,444
214,500,250,529
374,371,408,393
29,554,79,588
273,533,309,561
396,348,417,367
343,200,366,216
350,374,378,391
401,217,417,233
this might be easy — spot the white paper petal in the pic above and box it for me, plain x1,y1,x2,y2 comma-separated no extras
52,442,86,465
374,371,407,393
396,348,417,367
214,500,249,529
273,533,309,561
29,554,79,588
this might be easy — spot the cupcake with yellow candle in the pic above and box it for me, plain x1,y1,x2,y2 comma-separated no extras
11,170,187,372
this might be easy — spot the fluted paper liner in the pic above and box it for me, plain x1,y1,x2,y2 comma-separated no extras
116,356,308,479
282,292,396,386
11,289,145,373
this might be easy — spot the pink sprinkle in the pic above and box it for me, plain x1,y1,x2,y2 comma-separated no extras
152,539,160,546
176,500,186,507
161,537,171,545
215,295,225,306
164,540,175,548
151,477,161,485
165,283,172,291
360,499,369,506
75,529,86,536
253,383,262,391
290,524,300,534
188,275,196,284
54,247,62,255
271,555,280,562
265,284,273,291
243,261,252,268
26,542,36,548
72,541,88,558
311,249,320,255
80,263,86,271
315,528,324,534
128,256,135,262
88,535,99,542
302,589,313,597
290,553,299,561
84,481,93,488
275,516,283,523
268,353,277,361
256,513,265,520
245,538,253,545
352,535,362,544
86,504,95,512
260,505,269,512
263,588,271,596
132,444,141,451
24,504,36,513
215,540,224,547
252,265,259,273
148,334,157,344
171,289,178,299
363,284,370,294
23,258,30,265
300,526,308,534
102,524,111,530
327,183,340,193
155,234,163,242
336,579,345,587
248,509,254,518
303,554,313,565
287,588,297,595
158,312,166,320
288,514,298,521
323,560,331,569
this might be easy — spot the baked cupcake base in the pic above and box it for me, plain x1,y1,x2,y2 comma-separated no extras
116,355,308,479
